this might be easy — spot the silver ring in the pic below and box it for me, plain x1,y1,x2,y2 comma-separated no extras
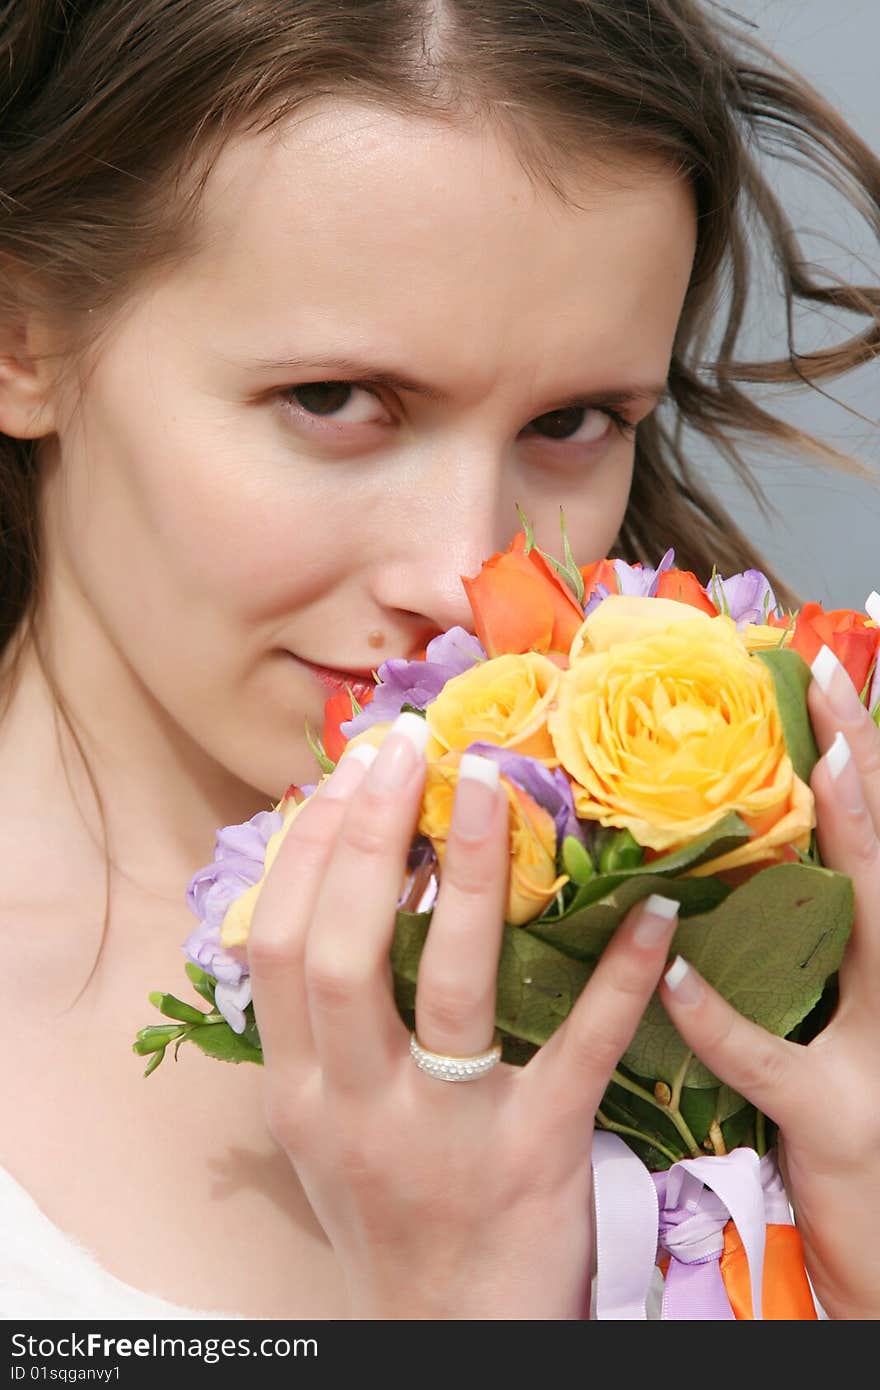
409,1031,502,1082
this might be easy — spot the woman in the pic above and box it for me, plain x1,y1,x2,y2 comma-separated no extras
1,0,878,1318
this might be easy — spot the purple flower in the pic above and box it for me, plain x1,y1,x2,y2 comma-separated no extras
463,742,588,850
707,569,781,627
341,625,486,737
182,808,281,1032
214,977,253,1035
583,583,612,618
613,548,676,597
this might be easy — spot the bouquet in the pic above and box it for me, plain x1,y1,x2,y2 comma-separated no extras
135,506,878,1320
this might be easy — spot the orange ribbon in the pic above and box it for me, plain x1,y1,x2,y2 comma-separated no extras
720,1220,817,1319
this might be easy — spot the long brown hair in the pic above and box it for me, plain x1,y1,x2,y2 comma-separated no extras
2,0,878,997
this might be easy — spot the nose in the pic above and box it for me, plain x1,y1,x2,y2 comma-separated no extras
367,445,515,645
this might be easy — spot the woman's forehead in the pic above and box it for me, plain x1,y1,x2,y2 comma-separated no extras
142,102,697,393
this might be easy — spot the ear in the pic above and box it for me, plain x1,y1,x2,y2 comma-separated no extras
0,312,59,439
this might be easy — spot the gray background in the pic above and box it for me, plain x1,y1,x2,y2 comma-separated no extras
681,0,879,607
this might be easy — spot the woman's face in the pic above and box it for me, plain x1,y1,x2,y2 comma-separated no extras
35,102,697,799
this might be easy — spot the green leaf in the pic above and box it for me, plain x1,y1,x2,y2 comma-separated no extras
399,703,426,718
534,547,583,607
535,812,749,926
622,862,852,1086
515,502,537,553
345,684,364,716
392,910,591,1049
511,502,584,606
722,1104,756,1154
707,568,729,617
860,668,873,705
561,835,595,885
133,1024,184,1056
184,962,217,1006
600,1074,693,1167
304,718,336,774
676,1081,749,1150
148,991,207,1025
142,1047,167,1078
556,507,585,606
597,828,643,874
524,872,729,961
183,1022,264,1065
754,647,819,785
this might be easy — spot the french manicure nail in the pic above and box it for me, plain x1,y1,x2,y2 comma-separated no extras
322,743,378,799
826,729,851,779
367,710,429,792
663,955,703,1007
825,730,865,812
810,645,864,722
452,753,500,842
865,590,880,626
633,893,679,946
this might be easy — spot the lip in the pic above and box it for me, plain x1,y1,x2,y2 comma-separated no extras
293,655,377,702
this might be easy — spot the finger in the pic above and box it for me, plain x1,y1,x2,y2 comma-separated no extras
659,955,805,1129
523,893,680,1128
414,754,510,1058
808,643,880,834
247,743,378,1078
810,730,880,1008
304,712,429,1091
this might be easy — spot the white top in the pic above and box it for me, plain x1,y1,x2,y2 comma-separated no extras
0,1164,246,1321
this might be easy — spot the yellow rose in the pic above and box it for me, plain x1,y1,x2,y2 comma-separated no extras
741,622,794,653
424,652,561,765
547,600,814,866
343,721,394,754
685,772,815,877
219,750,379,952
220,787,315,950
417,752,568,925
569,593,712,661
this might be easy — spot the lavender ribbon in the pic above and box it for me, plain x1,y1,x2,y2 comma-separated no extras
655,1150,765,1319
591,1132,658,1319
591,1134,801,1320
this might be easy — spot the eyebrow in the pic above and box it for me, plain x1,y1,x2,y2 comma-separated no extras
235,352,669,411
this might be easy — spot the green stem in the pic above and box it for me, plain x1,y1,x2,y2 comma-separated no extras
596,1110,682,1167
611,1069,701,1158
755,1109,767,1158
670,1051,692,1113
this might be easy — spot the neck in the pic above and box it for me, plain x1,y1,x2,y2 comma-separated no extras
0,631,270,912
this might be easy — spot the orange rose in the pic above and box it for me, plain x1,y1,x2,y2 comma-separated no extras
322,684,375,764
654,568,719,615
783,602,880,693
462,530,584,659
579,557,619,605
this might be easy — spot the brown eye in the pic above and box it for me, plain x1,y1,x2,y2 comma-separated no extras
279,381,386,430
525,405,631,444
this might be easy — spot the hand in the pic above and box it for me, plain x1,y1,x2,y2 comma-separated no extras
247,714,680,1320
658,645,880,1320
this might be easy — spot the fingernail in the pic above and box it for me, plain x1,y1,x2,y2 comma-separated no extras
865,591,880,626
322,743,378,799
452,753,500,842
825,730,865,813
663,955,703,1007
633,893,679,946
810,645,864,722
367,711,429,792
